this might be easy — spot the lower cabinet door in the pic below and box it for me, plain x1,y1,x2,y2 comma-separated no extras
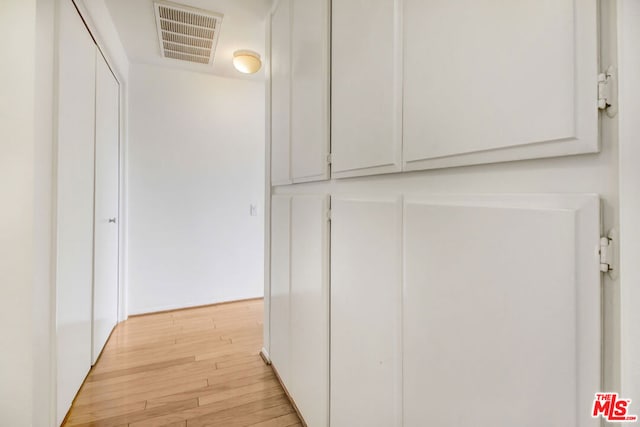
403,194,601,427
330,196,402,427
270,195,292,387
290,194,330,426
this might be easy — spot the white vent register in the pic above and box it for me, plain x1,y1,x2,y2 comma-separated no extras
154,1,223,65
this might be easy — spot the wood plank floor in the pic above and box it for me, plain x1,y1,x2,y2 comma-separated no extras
63,299,301,427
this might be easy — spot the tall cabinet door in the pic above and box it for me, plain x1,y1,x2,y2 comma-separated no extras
270,0,292,186
330,197,402,427
403,0,599,170
270,195,292,386
403,194,601,427
290,194,330,426
56,0,96,422
290,0,330,183
92,52,120,364
331,0,402,178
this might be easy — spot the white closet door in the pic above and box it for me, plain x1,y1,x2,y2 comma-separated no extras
290,0,330,183
403,194,601,427
403,0,599,170
56,0,96,422
270,0,292,186
92,52,119,364
290,194,329,426
330,197,402,427
332,0,402,178
270,195,292,387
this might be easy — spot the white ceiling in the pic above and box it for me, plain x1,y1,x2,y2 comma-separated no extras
105,0,271,79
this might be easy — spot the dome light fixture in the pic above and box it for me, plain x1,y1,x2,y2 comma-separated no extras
233,50,262,74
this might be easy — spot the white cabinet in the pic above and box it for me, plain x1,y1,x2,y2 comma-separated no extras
403,194,601,427
331,0,402,178
56,0,96,422
92,53,120,364
290,194,330,426
268,2,607,426
403,0,599,170
270,192,602,426
270,0,292,186
270,195,292,385
330,197,402,427
276,1,602,180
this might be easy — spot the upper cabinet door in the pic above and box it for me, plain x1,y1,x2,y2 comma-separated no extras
331,0,402,178
403,0,599,171
271,0,292,186
291,0,330,183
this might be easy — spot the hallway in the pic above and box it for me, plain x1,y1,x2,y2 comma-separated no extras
63,299,301,426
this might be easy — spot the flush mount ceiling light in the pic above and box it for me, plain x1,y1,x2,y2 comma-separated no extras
233,50,262,74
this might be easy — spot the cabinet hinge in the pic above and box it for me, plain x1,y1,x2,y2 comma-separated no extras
599,236,614,273
598,66,617,118
326,209,332,221
326,153,333,165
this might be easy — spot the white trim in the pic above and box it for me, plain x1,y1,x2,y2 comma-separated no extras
264,1,274,357
260,347,272,365
618,0,640,404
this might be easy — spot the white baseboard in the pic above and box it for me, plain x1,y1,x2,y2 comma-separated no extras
260,347,271,365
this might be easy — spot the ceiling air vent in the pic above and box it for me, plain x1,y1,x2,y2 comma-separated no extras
154,1,223,65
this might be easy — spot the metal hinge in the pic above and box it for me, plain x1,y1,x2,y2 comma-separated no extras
599,229,618,279
599,237,612,273
598,66,617,118
326,153,333,165
326,209,332,222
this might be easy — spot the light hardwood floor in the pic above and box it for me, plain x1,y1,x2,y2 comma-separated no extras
63,299,302,427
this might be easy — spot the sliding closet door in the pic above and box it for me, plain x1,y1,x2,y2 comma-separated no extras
92,52,120,364
56,0,96,422
403,194,601,427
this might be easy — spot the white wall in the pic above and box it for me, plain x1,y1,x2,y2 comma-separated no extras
618,0,640,407
0,0,36,424
128,64,265,314
34,0,56,424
